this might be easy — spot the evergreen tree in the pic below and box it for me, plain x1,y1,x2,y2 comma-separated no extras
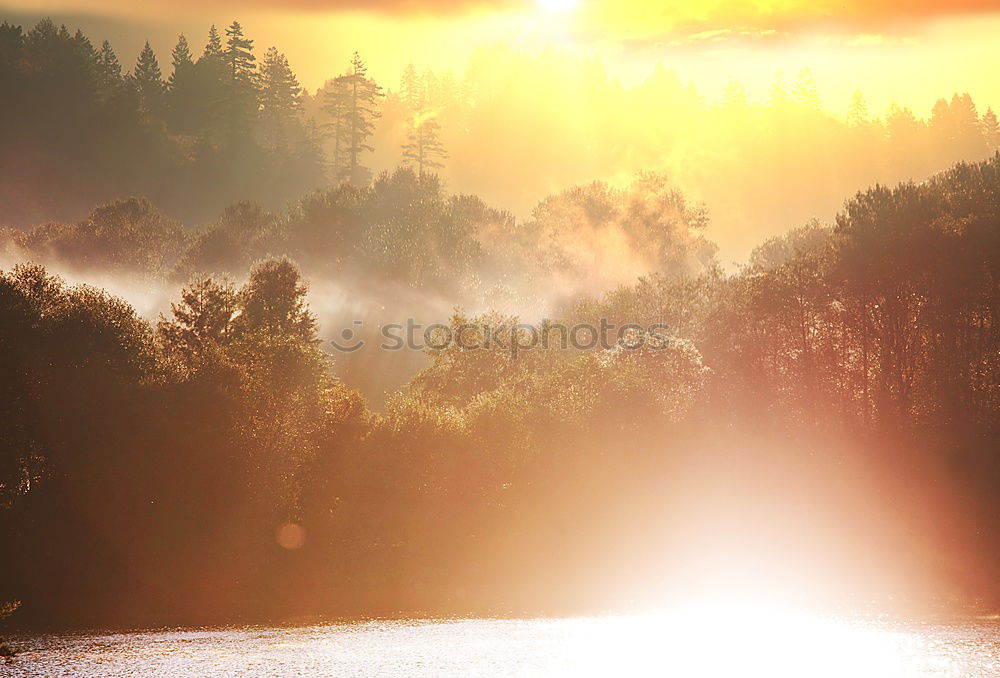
982,108,1000,151
134,41,164,116
96,40,122,93
321,75,351,180
400,62,422,109
168,33,193,87
259,46,302,150
402,115,447,175
203,24,223,60
224,21,255,82
166,34,197,132
222,21,257,139
330,52,383,186
847,89,870,127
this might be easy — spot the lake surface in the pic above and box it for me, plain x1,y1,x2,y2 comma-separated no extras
6,611,1000,677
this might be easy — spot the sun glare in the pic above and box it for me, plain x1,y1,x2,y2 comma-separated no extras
537,0,579,13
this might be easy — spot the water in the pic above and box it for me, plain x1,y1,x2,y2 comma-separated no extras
5,611,1000,677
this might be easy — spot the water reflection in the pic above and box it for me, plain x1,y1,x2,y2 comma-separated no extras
9,607,1000,677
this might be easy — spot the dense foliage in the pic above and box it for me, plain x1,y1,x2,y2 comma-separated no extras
0,155,997,627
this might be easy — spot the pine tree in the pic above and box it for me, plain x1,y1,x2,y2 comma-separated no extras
203,25,223,60
190,25,229,142
222,21,257,139
400,62,422,109
327,52,383,185
168,33,193,87
982,108,1000,151
96,40,122,93
847,89,870,127
224,21,255,83
260,46,302,150
321,75,351,180
134,41,164,116
166,34,198,132
402,116,447,176
952,92,985,156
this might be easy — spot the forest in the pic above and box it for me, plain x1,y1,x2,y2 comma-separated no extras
0,17,998,629
3,18,1000,259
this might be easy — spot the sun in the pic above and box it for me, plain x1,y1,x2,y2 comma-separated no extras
537,0,579,13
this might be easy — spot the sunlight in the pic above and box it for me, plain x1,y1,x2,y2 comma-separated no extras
537,0,580,13
554,606,917,678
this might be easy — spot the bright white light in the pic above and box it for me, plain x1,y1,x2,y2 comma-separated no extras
537,0,579,13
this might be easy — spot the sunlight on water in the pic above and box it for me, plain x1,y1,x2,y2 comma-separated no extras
8,608,1000,677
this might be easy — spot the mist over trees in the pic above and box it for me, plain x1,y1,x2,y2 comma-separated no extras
0,13,998,632
4,18,1000,263
0,154,997,627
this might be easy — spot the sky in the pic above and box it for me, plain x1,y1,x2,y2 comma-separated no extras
3,0,1000,115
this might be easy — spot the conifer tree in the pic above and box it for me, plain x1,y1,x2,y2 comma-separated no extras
982,108,1000,151
96,40,122,93
402,116,447,176
847,89,870,127
260,46,302,150
326,52,383,185
222,21,257,139
203,25,223,59
134,41,164,115
166,34,198,132
400,62,422,109
168,33,193,87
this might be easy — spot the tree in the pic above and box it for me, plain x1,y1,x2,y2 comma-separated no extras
95,40,122,94
983,108,1000,151
402,115,447,176
847,89,870,127
328,52,383,186
168,33,193,87
224,21,255,83
222,20,257,138
133,41,164,116
399,62,422,109
259,46,301,151
166,34,197,132
203,24,223,60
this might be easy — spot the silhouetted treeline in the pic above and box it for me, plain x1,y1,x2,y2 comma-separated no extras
0,157,996,628
4,18,1000,265
0,18,328,226
0,167,712,302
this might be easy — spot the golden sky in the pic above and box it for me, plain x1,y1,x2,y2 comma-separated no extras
3,0,999,113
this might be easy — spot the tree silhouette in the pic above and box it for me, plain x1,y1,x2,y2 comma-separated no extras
983,108,1000,151
223,20,257,139
96,40,122,93
327,52,383,185
402,116,447,175
847,89,870,127
259,46,301,151
133,41,164,116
